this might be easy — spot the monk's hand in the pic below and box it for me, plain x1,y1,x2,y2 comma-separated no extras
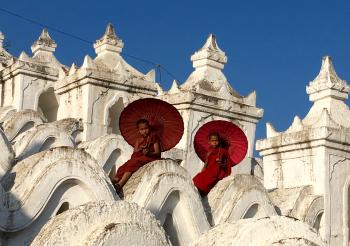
142,148,150,155
217,160,226,168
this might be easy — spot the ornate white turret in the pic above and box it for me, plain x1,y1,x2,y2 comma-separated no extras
0,31,12,66
256,56,350,245
31,28,57,61
159,34,263,179
307,56,350,101
94,23,124,55
191,34,227,70
54,23,159,141
303,56,350,128
93,23,125,70
168,80,181,94
181,34,242,101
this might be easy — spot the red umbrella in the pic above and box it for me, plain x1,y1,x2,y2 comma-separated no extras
194,120,248,165
119,98,184,151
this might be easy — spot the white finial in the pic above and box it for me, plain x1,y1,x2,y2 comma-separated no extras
266,122,279,138
307,56,349,101
68,63,78,75
191,34,227,70
82,55,97,69
94,23,124,55
169,80,181,94
145,69,156,82
0,32,4,48
286,116,304,133
156,83,164,96
31,28,57,55
18,51,30,62
58,67,67,79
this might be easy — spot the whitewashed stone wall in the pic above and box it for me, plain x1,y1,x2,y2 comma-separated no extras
257,56,350,245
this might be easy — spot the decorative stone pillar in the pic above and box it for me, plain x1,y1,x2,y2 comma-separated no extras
161,34,263,177
256,56,350,246
55,24,160,141
0,29,63,115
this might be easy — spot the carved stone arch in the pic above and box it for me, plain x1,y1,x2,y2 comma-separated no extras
39,136,56,151
0,106,16,123
124,159,210,246
207,174,276,225
13,124,75,161
104,95,125,134
56,201,70,215
242,203,260,219
36,87,59,122
103,93,142,127
313,211,325,240
289,189,324,238
31,201,171,246
79,134,133,178
33,83,54,112
0,147,117,233
2,109,45,141
0,128,14,179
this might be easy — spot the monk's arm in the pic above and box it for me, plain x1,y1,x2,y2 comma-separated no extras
145,141,161,157
134,139,142,152
201,153,210,171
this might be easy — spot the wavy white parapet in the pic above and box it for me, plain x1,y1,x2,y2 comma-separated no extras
0,128,14,179
31,201,171,246
2,109,45,141
290,192,325,239
0,147,117,235
123,159,210,246
207,174,276,226
0,106,16,123
79,134,132,177
13,124,75,161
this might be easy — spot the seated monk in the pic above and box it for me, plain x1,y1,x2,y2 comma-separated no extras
193,132,232,196
112,119,161,193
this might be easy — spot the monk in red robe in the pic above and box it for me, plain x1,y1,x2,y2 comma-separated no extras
112,119,161,193
193,133,233,196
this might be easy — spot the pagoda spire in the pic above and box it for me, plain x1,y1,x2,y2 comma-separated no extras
190,34,227,70
181,34,239,100
306,56,349,101
94,23,124,55
31,28,57,56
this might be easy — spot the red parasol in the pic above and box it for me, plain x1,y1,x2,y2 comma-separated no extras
194,120,248,165
119,98,184,151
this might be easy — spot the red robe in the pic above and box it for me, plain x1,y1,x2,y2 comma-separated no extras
115,132,160,180
193,147,233,195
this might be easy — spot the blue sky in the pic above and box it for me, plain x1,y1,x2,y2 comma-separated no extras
1,0,350,151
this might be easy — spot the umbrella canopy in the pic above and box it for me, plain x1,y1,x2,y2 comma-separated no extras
119,98,184,151
194,120,248,165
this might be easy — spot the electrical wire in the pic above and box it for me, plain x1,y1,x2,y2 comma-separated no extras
0,6,181,83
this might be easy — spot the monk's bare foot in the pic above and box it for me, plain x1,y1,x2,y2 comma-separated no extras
111,179,120,191
112,182,124,198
